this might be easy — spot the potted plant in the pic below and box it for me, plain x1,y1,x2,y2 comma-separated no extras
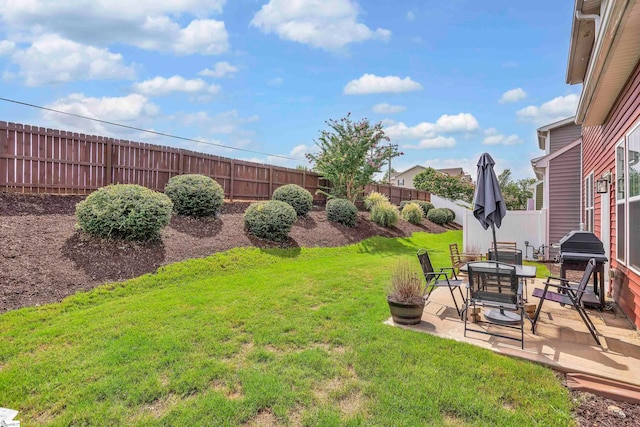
386,259,427,325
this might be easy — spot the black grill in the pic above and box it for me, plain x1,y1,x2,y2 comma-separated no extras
558,230,608,309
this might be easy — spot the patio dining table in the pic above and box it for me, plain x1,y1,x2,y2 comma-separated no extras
459,262,536,279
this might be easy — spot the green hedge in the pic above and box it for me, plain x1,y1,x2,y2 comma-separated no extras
164,174,224,217
272,184,313,217
76,184,173,241
427,208,450,225
244,200,297,242
326,198,358,227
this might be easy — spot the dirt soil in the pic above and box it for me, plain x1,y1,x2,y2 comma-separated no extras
1,192,638,426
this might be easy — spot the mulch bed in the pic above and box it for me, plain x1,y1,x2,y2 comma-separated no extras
1,192,638,425
0,192,445,313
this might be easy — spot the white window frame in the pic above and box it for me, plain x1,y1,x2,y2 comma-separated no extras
626,121,640,275
616,139,626,265
585,172,594,232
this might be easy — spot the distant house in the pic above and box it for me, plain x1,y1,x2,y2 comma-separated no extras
530,116,582,259
390,165,471,188
564,0,640,327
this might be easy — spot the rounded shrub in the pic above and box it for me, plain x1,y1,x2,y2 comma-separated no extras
364,191,389,211
272,184,313,217
427,208,449,225
164,174,224,217
444,208,456,223
401,202,423,225
370,201,399,227
244,200,297,242
416,201,434,217
76,184,173,241
326,198,358,227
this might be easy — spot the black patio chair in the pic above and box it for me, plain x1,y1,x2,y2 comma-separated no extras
463,261,526,349
531,258,601,345
488,248,527,299
417,248,465,317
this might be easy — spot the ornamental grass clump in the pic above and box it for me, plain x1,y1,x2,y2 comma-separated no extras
244,200,297,242
364,191,388,211
370,201,399,227
164,174,224,217
75,184,173,241
272,184,313,217
401,202,423,225
326,198,358,227
400,200,433,217
427,207,450,225
386,259,426,304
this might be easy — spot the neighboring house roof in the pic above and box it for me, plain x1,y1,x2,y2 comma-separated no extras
530,137,582,180
391,165,425,179
536,116,576,150
392,165,469,180
567,0,640,125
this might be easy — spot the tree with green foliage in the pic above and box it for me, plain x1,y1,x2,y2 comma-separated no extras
306,114,402,202
413,167,475,203
380,167,397,184
498,169,536,210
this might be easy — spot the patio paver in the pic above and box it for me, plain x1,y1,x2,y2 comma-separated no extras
386,278,640,387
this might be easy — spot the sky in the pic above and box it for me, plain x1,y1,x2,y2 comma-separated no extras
0,0,581,180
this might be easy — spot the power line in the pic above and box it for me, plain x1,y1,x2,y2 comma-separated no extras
0,96,295,160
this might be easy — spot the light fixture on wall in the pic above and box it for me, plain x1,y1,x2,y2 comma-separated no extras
596,171,611,194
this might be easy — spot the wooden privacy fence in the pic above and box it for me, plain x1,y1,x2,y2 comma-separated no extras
0,121,430,203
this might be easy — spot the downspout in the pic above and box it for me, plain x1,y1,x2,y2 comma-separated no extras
576,9,601,38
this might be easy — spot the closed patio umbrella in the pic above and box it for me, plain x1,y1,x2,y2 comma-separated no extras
473,153,507,257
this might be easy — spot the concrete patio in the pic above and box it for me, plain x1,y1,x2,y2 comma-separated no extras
386,278,640,388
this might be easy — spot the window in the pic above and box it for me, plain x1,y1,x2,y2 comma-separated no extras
617,123,640,273
397,179,404,186
585,172,594,232
616,142,625,262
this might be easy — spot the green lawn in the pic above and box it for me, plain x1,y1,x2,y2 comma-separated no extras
0,231,572,426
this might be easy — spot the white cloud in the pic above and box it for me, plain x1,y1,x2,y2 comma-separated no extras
8,34,135,86
499,87,527,104
267,77,284,86
372,103,406,114
404,136,456,149
344,74,422,95
199,61,238,78
0,40,15,55
250,0,391,51
482,128,523,145
435,113,480,133
0,2,229,56
406,11,415,21
173,110,259,135
517,94,579,125
133,76,220,96
42,93,158,134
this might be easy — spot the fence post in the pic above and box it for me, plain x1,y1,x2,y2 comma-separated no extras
302,169,306,190
105,140,112,186
229,159,235,201
178,151,184,175
269,165,273,197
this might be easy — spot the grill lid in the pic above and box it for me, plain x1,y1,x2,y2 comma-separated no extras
558,230,605,255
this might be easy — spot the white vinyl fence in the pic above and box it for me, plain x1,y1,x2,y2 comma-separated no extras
463,209,548,260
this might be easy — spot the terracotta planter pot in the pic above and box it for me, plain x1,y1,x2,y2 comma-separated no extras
387,297,425,325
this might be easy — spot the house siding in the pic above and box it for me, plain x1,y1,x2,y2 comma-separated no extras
548,144,582,259
582,60,640,328
549,123,582,153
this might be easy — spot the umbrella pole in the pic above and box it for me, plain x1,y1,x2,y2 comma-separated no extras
492,223,498,258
